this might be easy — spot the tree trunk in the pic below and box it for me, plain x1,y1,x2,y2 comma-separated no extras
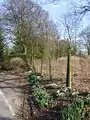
48,57,52,80
66,47,71,88
40,59,43,75
87,47,90,55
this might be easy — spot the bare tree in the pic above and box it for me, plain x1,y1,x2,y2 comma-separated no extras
71,0,90,20
60,13,79,88
1,0,59,72
35,0,60,4
79,25,90,55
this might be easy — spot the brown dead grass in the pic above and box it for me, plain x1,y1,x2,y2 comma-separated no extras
34,56,90,92
10,57,26,73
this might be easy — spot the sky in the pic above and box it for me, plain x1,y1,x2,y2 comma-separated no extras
41,1,74,36
0,0,4,4
41,0,72,22
40,0,90,28
0,0,90,30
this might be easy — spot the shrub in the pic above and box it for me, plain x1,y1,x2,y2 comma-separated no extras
10,57,26,73
28,72,53,109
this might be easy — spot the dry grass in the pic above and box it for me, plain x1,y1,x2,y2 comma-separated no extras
34,56,90,92
10,57,26,73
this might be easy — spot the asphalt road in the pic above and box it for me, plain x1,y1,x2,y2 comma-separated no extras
0,92,13,119
0,72,23,120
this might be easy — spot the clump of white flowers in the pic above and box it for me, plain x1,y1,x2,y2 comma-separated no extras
56,88,79,98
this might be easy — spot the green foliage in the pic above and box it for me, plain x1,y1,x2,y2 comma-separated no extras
28,72,52,108
55,40,77,58
0,27,4,62
28,72,90,119
32,86,50,108
28,72,39,84
8,0,59,63
2,46,11,70
60,99,90,120
10,39,25,57
35,42,45,59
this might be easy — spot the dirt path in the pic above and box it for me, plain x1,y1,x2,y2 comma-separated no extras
0,72,26,120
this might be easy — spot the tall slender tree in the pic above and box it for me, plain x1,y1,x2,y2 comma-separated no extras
79,25,90,55
0,27,4,68
2,0,58,71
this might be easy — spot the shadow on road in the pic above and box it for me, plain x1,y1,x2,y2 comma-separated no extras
0,116,12,120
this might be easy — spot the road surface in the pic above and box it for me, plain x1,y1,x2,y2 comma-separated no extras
0,90,13,120
0,72,25,120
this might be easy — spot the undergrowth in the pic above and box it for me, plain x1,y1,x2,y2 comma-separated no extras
28,71,90,120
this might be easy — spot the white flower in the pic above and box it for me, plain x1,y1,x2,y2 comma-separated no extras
37,76,41,79
57,90,60,94
25,70,32,75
